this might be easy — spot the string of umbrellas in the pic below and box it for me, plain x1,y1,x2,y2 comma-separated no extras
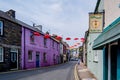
33,31,85,49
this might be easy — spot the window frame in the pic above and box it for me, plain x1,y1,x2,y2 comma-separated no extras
28,50,33,61
44,38,47,47
0,47,3,62
30,31,35,43
0,21,3,36
43,52,47,62
52,40,54,48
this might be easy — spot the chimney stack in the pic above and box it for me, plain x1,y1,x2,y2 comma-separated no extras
34,25,42,31
6,9,16,18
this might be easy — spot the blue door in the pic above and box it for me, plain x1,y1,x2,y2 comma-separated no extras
36,54,40,67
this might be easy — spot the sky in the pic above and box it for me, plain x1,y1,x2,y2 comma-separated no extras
0,0,97,47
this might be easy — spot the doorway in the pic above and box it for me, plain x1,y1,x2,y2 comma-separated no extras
36,52,40,67
10,48,18,69
111,45,117,80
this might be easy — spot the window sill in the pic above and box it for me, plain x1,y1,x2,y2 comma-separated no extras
28,60,34,62
30,42,36,45
93,61,98,63
44,61,47,63
44,46,47,48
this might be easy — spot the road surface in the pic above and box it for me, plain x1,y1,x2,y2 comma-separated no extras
0,61,77,80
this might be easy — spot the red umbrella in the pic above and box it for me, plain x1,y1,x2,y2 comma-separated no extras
33,32,40,36
74,44,77,46
44,34,51,38
77,43,80,45
56,36,62,40
66,37,71,40
80,38,85,42
74,38,79,40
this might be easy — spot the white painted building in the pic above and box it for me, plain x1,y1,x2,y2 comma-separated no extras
93,0,120,80
95,0,120,27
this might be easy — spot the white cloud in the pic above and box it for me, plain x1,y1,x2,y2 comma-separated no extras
0,0,97,46
50,3,63,13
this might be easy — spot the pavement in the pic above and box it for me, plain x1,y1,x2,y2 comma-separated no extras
74,62,97,80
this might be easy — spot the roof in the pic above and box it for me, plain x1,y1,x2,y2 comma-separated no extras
0,10,44,35
0,10,61,43
93,17,120,49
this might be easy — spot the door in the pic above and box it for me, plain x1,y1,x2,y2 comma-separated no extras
10,52,17,69
36,54,40,67
111,45,117,80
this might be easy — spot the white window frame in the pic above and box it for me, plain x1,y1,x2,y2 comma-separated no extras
0,47,3,62
93,50,98,62
0,21,3,35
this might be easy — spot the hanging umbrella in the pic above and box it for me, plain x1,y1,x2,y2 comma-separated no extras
33,32,40,36
77,42,80,45
80,38,85,42
56,36,62,40
74,38,79,40
44,34,51,38
66,37,71,40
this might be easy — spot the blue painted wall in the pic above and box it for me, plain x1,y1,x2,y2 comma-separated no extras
103,47,108,80
117,47,120,80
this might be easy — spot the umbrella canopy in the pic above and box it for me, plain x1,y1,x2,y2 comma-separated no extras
66,37,71,40
74,38,79,40
33,32,40,36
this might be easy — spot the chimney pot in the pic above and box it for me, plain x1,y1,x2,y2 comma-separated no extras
6,9,16,18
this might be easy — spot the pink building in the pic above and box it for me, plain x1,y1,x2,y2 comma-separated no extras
21,25,60,69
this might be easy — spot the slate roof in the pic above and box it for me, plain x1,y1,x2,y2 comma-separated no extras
0,10,60,43
0,10,44,34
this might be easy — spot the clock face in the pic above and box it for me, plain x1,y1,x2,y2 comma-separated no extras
92,20,100,28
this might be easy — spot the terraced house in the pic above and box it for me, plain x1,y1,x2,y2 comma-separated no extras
0,9,64,71
0,10,21,71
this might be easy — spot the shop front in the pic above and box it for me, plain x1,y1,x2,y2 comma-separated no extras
93,17,120,80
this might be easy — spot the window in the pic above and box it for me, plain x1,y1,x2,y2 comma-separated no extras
44,38,47,47
43,53,47,62
94,51,98,62
30,31,34,43
28,50,32,61
57,43,59,50
0,47,3,62
0,21,3,35
52,40,54,48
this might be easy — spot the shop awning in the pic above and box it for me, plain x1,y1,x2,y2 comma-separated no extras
93,17,120,50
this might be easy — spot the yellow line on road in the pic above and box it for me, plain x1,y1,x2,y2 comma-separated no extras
74,64,79,80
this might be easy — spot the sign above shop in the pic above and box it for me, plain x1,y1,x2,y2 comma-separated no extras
89,13,103,33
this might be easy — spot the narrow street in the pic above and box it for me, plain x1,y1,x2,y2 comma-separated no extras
0,61,77,80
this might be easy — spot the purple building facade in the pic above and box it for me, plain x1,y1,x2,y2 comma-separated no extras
21,26,60,69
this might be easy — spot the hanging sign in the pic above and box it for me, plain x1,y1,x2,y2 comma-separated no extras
89,13,103,33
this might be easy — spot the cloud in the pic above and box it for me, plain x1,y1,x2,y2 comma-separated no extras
0,0,97,46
